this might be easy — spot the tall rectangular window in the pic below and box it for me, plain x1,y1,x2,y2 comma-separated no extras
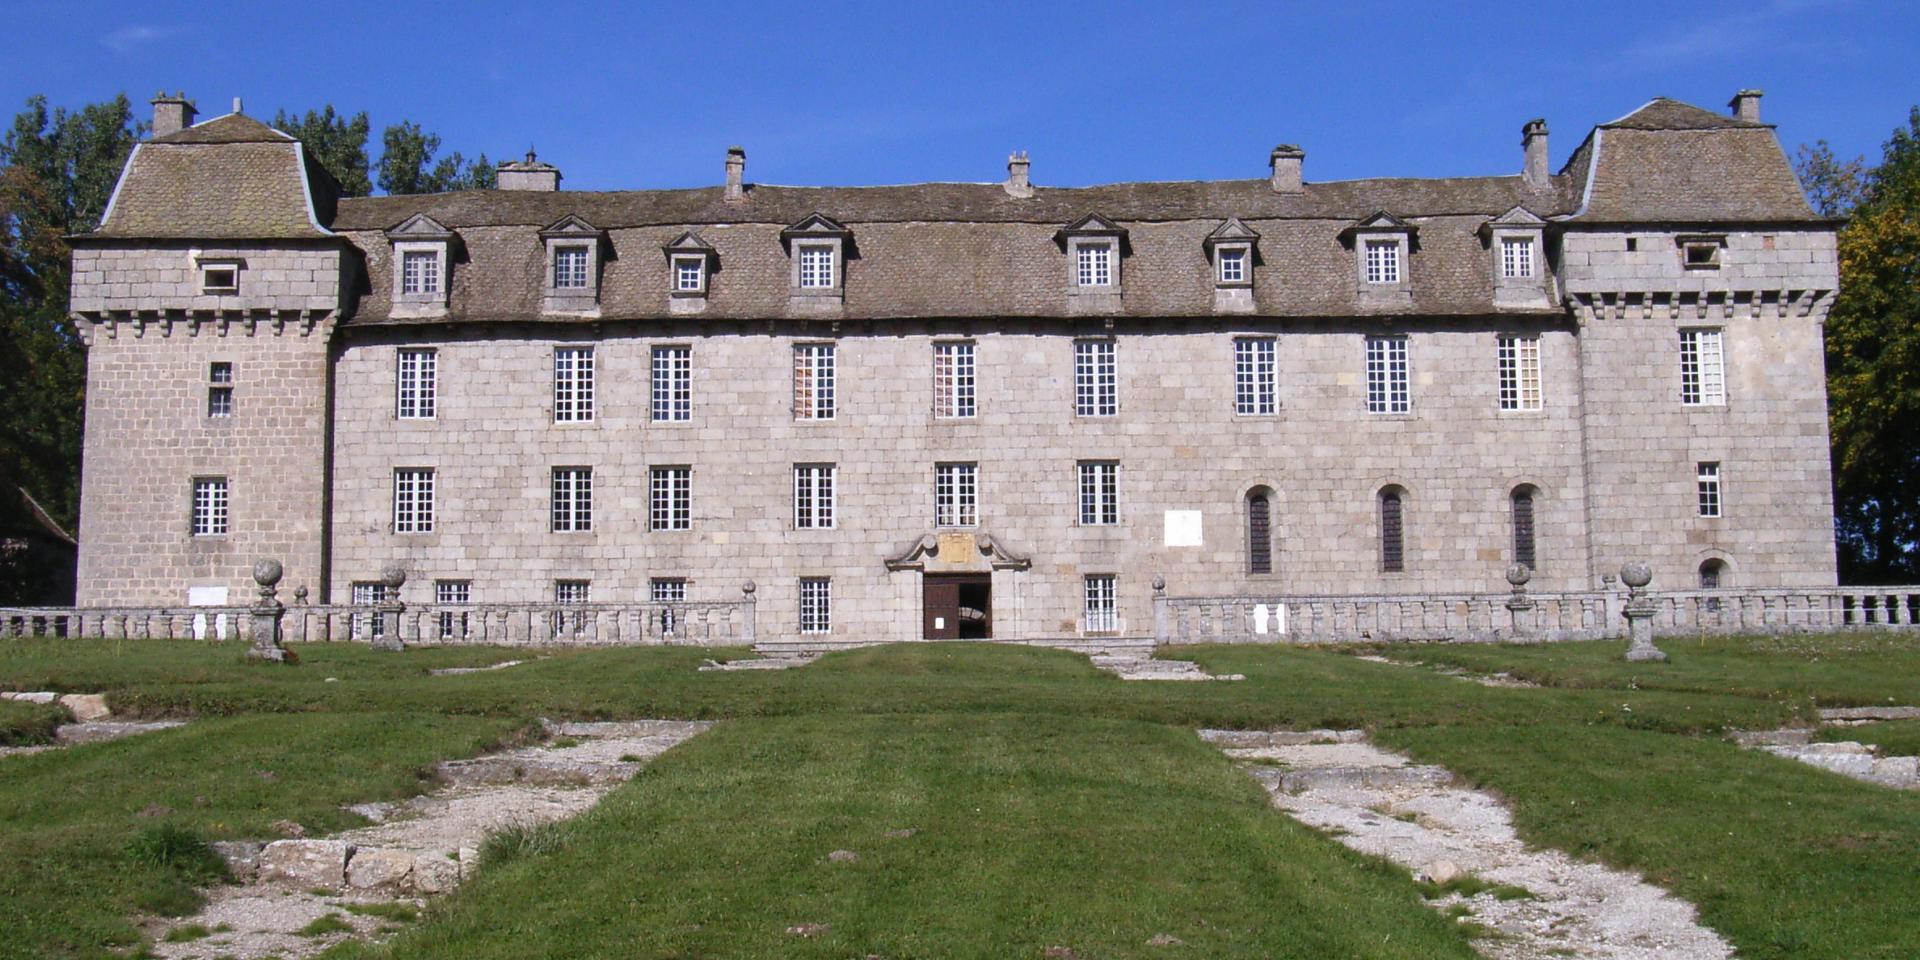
191,477,228,536
935,462,978,527
1083,575,1118,632
1497,335,1543,411
551,467,592,532
793,463,836,529
651,578,686,636
1364,240,1400,284
553,579,590,637
435,580,470,640
401,250,439,294
799,577,832,634
1380,489,1405,573
1233,337,1277,415
650,466,692,531
397,348,437,419
552,246,589,289
1365,335,1410,414
392,467,435,533
553,346,595,422
798,245,835,288
1500,237,1535,279
1076,243,1113,287
933,341,976,419
651,346,692,422
351,581,389,639
793,343,836,420
1074,339,1117,416
206,362,234,417
1511,489,1537,569
674,258,705,292
1679,329,1726,406
1078,461,1119,526
1697,462,1722,518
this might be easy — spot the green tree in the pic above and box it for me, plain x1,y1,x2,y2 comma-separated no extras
377,120,495,195
1799,109,1920,582
271,105,372,197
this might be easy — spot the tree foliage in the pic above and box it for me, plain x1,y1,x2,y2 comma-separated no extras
1799,109,1920,583
271,105,372,197
377,121,495,195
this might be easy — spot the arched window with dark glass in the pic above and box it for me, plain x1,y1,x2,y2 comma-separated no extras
1247,489,1272,574
1699,558,1726,589
1511,486,1537,570
1379,487,1405,573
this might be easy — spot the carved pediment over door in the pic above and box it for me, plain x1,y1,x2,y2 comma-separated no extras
884,529,1031,573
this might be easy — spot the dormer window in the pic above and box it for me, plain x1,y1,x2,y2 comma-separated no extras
1500,237,1535,278
799,245,836,288
1076,243,1113,287
1344,212,1414,308
1482,207,1549,308
781,214,851,306
662,231,717,310
552,246,590,289
1364,240,1400,284
198,260,240,294
401,250,440,294
384,213,457,316
1203,218,1259,313
675,257,705,292
1217,247,1246,284
538,215,607,315
1679,235,1725,270
1057,214,1128,308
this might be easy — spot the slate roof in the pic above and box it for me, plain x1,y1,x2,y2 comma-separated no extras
1559,98,1818,223
90,113,334,240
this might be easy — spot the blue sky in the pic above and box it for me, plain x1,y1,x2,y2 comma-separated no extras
4,1,1916,192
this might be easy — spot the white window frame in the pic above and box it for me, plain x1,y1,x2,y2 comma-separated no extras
199,261,239,294
1074,339,1117,417
1216,246,1248,285
553,579,590,637
797,244,836,289
207,362,233,419
1365,335,1411,414
672,255,707,294
1083,575,1118,633
799,577,832,634
551,466,593,533
1364,239,1401,284
793,343,836,420
935,462,978,528
1075,242,1114,288
650,465,693,532
400,248,441,295
553,346,596,423
933,341,976,419
435,580,471,639
793,463,836,530
1697,462,1723,518
551,244,591,290
1497,335,1543,412
1078,461,1119,526
351,581,389,639
191,477,228,537
1500,236,1536,279
1679,329,1726,407
397,348,437,420
651,345,692,422
1233,337,1277,416
650,578,686,636
392,467,436,534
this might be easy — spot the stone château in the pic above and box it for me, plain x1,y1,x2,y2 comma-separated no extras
66,89,1839,642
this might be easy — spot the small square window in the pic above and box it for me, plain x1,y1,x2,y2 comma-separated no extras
1217,247,1247,284
210,362,233,384
401,250,441,295
674,256,706,293
200,265,238,293
1682,240,1723,270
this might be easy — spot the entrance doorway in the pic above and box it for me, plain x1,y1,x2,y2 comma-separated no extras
923,574,992,639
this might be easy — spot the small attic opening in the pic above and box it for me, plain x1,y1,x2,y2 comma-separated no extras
1683,242,1721,269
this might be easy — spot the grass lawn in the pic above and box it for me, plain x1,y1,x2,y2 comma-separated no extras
0,696,66,745
1,634,1916,959
1821,718,1920,755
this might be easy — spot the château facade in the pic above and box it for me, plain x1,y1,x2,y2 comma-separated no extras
67,90,1839,642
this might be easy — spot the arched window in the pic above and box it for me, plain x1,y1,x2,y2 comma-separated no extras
1511,486,1537,570
1699,559,1726,590
1379,487,1405,573
1247,489,1272,574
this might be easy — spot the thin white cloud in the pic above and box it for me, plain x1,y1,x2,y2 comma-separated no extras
103,25,175,54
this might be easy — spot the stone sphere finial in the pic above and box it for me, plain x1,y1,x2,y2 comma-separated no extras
381,563,408,589
1151,575,1166,593
1505,563,1532,587
253,559,284,587
1620,562,1653,590
742,580,757,596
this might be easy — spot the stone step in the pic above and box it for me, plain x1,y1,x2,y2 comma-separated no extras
541,718,713,739
1728,727,1814,747
1200,728,1365,749
1252,763,1455,793
433,754,640,787
1818,705,1920,722
53,720,184,745
698,656,816,671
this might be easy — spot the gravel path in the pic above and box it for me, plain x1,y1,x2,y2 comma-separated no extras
1208,729,1733,960
1089,654,1244,681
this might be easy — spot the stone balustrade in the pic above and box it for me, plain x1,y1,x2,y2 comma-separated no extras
0,606,256,641
284,601,754,647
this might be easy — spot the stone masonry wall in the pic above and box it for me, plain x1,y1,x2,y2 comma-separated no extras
328,317,1590,640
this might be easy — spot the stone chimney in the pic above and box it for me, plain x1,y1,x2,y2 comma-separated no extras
1269,145,1304,194
724,146,746,202
1522,119,1550,189
1004,151,1032,198
497,148,561,191
150,91,195,138
1729,89,1763,122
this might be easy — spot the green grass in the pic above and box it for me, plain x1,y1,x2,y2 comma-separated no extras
0,697,67,745
2,634,1917,958
298,913,354,937
1820,719,1920,756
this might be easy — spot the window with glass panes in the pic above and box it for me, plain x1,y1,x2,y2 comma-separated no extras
1365,335,1410,413
793,464,836,529
553,346,595,422
673,257,704,292
207,362,233,418
1078,461,1119,525
651,578,685,636
1233,337,1277,415
435,580,470,639
1497,335,1542,411
799,578,832,634
392,468,435,533
650,466,692,531
552,246,589,289
1074,339,1117,416
1679,329,1725,406
1500,237,1535,278
551,467,592,532
1697,462,1722,517
651,346,691,422
351,581,389,639
1217,247,1247,284
1083,575,1117,632
1364,240,1400,284
553,580,590,637
798,245,834,288
1076,243,1113,286
935,462,978,527
793,344,835,419
401,250,439,294
191,477,228,536
1380,489,1406,572
933,342,976,418
397,348,436,419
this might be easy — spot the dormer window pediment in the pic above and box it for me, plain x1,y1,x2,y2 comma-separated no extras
663,230,717,299
1204,218,1261,289
1059,213,1129,301
1483,207,1551,306
782,214,850,301
385,214,457,312
539,215,606,314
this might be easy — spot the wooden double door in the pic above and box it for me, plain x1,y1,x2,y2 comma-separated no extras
923,574,992,640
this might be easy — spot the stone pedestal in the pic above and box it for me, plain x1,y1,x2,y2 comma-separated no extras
1504,563,1535,639
1619,562,1666,662
245,559,296,664
372,563,408,652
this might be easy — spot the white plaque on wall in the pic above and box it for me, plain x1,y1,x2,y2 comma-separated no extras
1163,510,1203,547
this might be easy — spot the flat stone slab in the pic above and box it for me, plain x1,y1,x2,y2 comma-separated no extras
699,656,817,671
1198,729,1364,749
1088,655,1244,682
1818,706,1920,722
428,659,528,676
1727,728,1814,747
54,720,184,745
